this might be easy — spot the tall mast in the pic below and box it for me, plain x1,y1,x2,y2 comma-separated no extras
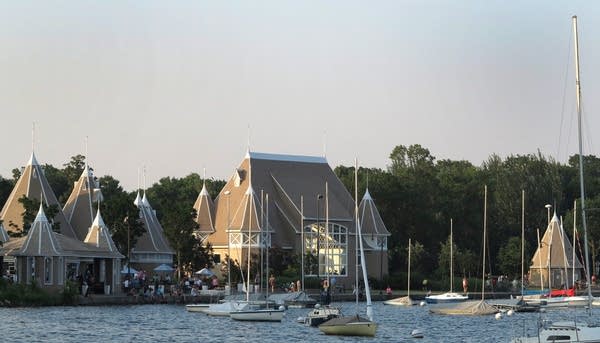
450,218,453,293
573,200,577,289
573,15,593,306
301,195,304,292
481,185,487,300
521,190,525,297
407,238,411,298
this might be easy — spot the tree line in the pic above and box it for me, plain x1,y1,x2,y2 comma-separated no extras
1,145,599,285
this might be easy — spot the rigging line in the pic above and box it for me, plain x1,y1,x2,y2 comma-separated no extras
582,106,595,156
557,28,573,162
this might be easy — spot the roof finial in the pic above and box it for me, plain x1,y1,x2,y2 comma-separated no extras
247,124,251,154
203,167,207,189
85,136,89,169
323,130,327,158
143,166,147,195
32,121,36,153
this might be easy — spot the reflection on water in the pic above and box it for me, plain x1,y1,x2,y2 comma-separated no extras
1,301,597,342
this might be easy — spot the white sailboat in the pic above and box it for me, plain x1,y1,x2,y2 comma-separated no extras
430,186,497,315
425,219,468,304
319,159,377,337
512,15,600,342
230,187,285,322
304,183,342,326
384,238,415,306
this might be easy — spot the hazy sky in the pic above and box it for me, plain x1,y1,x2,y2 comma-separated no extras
1,1,599,191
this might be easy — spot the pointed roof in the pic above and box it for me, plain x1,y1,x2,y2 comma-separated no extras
358,188,391,237
229,184,262,232
0,222,8,243
132,192,174,256
63,164,103,241
0,152,77,238
16,204,61,256
530,213,583,269
210,151,356,251
1,202,124,259
133,191,142,207
193,182,215,237
84,208,121,256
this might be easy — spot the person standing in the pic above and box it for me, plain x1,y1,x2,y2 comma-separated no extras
462,277,468,293
269,274,276,293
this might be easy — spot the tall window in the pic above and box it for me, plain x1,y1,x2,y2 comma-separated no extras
304,223,347,276
44,257,53,285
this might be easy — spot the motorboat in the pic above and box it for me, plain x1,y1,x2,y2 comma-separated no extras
305,304,341,327
425,292,468,304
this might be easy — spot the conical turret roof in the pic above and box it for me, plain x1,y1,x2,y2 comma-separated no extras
0,152,76,238
63,164,103,241
359,188,390,236
132,191,174,255
84,208,121,256
530,213,583,269
229,184,262,233
17,204,61,256
193,182,215,238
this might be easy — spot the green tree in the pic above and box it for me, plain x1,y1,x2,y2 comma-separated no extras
98,176,145,256
62,154,86,188
496,236,528,279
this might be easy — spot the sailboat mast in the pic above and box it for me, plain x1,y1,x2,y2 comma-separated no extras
246,189,252,303
301,196,304,292
573,200,577,288
354,160,359,310
408,239,411,298
481,185,487,300
450,218,453,293
326,182,330,290
572,15,593,305
521,190,525,297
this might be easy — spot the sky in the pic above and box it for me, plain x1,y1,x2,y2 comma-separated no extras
1,1,600,191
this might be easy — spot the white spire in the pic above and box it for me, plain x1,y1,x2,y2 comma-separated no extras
28,151,39,166
363,188,372,201
134,191,142,207
200,183,209,196
35,202,48,223
92,207,106,228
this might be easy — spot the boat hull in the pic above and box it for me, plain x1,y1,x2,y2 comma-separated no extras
185,304,209,312
230,309,285,322
319,315,377,337
425,292,468,304
319,321,377,337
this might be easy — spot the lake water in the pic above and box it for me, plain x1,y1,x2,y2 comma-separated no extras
1,301,597,342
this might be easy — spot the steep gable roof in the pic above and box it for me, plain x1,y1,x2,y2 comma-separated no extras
210,151,357,249
63,165,103,241
0,152,76,238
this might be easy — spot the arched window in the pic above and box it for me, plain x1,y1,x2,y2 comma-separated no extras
303,223,347,277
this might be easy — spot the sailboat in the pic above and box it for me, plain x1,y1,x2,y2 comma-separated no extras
319,159,378,337
430,186,497,315
425,219,468,304
512,15,600,342
384,238,415,306
230,187,285,322
304,183,342,327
